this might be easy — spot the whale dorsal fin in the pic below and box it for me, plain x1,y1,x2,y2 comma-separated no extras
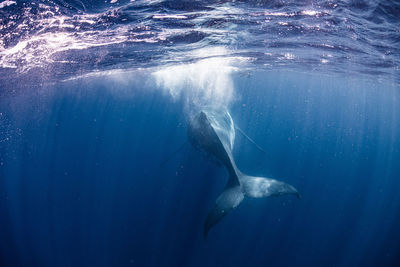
235,126,266,153
204,185,244,238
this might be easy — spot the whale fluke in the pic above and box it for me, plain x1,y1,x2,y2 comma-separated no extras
204,172,299,237
204,185,244,238
240,174,300,199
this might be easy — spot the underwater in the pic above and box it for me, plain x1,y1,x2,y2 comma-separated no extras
0,0,400,266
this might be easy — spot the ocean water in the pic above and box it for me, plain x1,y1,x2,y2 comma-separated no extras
1,1,400,266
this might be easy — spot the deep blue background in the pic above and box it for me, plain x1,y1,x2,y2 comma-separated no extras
1,71,400,266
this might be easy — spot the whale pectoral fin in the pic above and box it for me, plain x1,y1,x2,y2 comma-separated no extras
204,186,244,238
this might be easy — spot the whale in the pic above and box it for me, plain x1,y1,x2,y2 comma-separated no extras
187,108,300,237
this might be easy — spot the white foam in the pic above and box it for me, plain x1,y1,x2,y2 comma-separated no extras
153,48,241,109
152,14,187,19
0,1,16,9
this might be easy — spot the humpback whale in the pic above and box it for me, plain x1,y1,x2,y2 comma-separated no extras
187,108,300,237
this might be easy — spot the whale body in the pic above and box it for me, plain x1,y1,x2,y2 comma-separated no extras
187,108,299,237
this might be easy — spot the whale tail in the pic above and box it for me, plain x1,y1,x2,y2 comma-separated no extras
204,184,244,238
204,171,299,238
240,173,300,199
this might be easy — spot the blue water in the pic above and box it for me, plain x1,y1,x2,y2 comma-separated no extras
1,1,400,267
